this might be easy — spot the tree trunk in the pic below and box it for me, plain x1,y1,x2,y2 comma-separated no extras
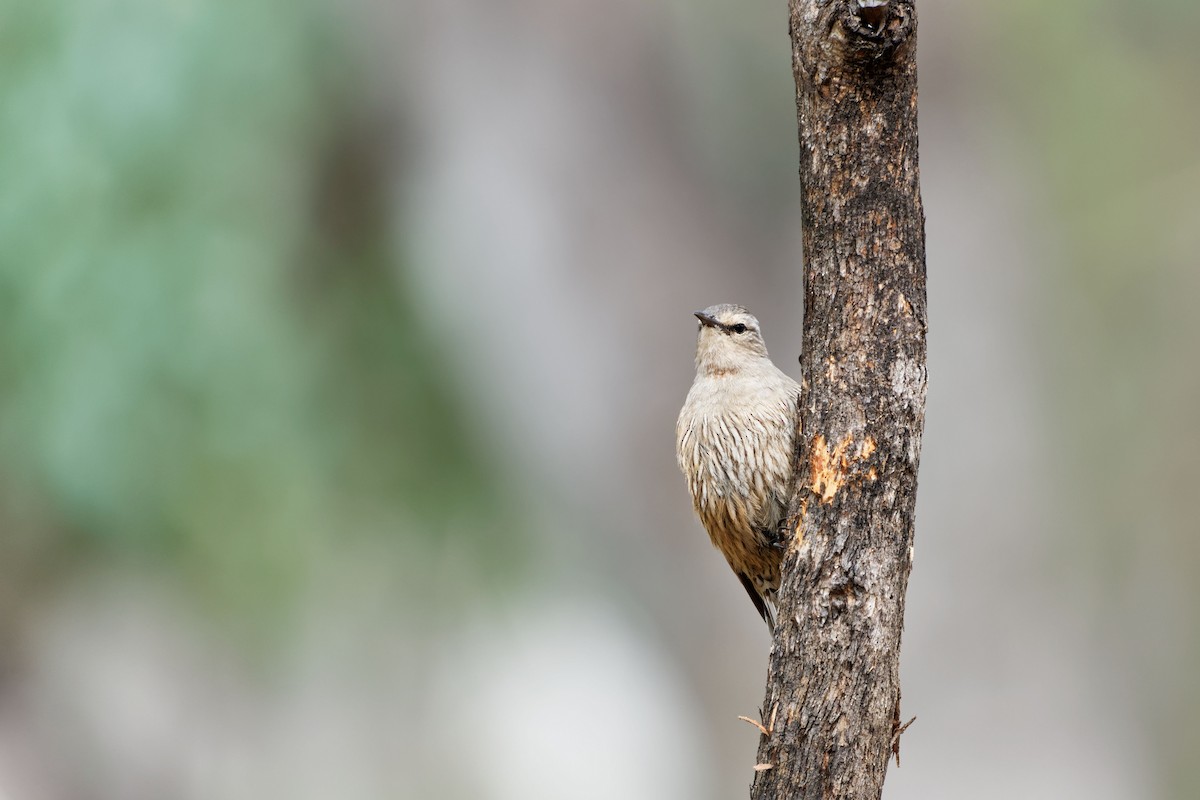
750,1,926,798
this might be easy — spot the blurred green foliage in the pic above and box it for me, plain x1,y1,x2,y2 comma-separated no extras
991,3,1200,795
0,1,524,627
990,0,1200,580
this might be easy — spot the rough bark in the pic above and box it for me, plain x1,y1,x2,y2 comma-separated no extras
749,1,926,798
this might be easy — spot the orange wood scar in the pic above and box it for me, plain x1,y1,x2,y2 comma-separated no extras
809,434,878,503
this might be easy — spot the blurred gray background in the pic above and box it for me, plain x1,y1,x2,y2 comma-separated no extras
1,0,1197,798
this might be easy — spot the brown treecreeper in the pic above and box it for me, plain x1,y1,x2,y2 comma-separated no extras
676,304,800,631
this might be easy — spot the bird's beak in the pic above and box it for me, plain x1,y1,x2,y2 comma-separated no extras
694,311,720,328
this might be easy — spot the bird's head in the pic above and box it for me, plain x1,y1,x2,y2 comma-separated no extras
692,304,771,375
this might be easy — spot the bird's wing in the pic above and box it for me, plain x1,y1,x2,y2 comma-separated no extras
736,572,776,633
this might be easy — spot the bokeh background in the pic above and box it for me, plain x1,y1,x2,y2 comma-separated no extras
2,0,1198,797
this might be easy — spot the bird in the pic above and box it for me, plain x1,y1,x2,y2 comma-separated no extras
676,304,801,631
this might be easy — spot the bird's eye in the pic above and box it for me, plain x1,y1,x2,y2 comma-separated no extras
730,323,747,334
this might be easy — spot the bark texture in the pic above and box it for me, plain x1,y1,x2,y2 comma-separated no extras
750,1,926,798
